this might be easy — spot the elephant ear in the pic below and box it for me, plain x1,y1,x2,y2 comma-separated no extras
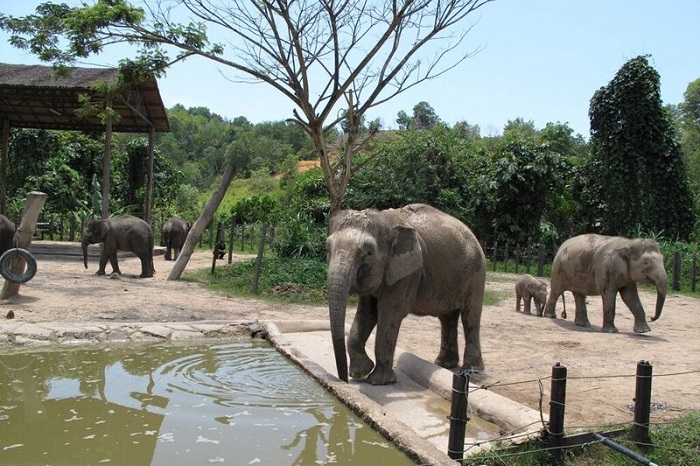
98,220,111,237
385,226,423,286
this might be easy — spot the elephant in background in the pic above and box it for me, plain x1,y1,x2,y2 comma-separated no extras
515,274,548,316
81,215,155,278
544,234,667,333
326,203,486,385
162,217,191,261
0,214,15,256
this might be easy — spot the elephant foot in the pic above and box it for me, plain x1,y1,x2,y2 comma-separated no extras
140,272,154,278
435,355,459,370
523,310,532,315
575,318,591,328
463,355,485,373
366,367,397,385
601,324,619,333
95,270,106,276
543,310,556,319
349,355,374,380
633,322,651,333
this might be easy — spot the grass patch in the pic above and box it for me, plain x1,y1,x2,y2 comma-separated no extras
462,413,700,465
187,255,505,306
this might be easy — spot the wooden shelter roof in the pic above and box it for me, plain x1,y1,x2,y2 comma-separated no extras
0,63,169,132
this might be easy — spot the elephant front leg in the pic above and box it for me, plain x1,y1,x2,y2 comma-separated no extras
620,284,651,333
96,250,110,275
348,296,377,380
573,293,591,328
461,296,484,372
366,300,406,385
435,310,459,369
523,295,532,315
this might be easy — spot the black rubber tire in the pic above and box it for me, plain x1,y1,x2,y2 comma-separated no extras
0,248,38,284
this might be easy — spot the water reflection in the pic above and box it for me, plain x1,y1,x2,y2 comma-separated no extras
0,341,415,465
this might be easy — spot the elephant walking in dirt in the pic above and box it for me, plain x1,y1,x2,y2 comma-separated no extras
543,234,667,333
326,203,486,385
162,217,191,261
81,215,155,278
515,274,548,316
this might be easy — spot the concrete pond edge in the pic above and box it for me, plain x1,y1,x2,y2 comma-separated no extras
0,318,545,464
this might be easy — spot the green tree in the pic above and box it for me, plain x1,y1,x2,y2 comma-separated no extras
0,0,496,214
396,101,441,130
586,55,694,239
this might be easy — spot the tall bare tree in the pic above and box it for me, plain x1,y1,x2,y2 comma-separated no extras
2,0,495,214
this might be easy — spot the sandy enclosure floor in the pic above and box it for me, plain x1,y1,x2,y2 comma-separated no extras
2,241,699,431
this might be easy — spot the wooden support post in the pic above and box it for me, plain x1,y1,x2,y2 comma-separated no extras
228,217,236,264
504,242,510,273
1,192,47,300
548,362,567,465
672,251,681,291
633,361,653,448
447,371,469,461
537,244,545,277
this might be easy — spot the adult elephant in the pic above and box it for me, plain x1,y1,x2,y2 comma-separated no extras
0,214,15,256
543,234,667,333
326,203,486,385
81,215,155,278
162,217,190,261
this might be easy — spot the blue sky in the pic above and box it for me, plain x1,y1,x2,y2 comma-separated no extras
2,0,699,137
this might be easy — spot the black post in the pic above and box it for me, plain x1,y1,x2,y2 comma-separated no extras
525,243,532,274
537,244,545,277
692,245,697,293
548,362,567,465
504,242,510,273
228,217,236,264
633,361,653,448
672,251,681,291
251,224,268,293
447,370,469,461
514,245,520,274
492,241,498,271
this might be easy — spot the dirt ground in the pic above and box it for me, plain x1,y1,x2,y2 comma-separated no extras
2,241,699,432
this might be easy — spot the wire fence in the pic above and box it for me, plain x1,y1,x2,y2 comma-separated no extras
446,361,700,464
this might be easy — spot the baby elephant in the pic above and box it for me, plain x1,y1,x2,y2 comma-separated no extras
515,274,548,316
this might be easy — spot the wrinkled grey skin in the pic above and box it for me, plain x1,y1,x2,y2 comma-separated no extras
162,217,191,261
515,274,548,316
81,215,155,278
544,234,667,333
0,214,15,257
326,203,486,385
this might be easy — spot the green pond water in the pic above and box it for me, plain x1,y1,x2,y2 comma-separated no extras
0,340,416,465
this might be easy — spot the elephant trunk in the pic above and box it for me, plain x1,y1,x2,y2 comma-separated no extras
650,275,667,322
81,237,90,269
327,256,353,383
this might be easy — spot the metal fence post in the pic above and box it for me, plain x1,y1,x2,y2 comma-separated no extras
447,370,469,461
537,243,545,277
548,362,567,465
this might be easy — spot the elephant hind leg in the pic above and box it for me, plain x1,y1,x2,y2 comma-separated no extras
573,293,591,327
461,293,484,372
435,310,460,369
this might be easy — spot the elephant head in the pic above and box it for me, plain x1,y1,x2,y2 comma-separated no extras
326,210,423,382
527,281,548,315
624,239,667,322
81,219,108,269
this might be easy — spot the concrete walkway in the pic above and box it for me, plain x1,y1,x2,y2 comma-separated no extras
0,318,545,465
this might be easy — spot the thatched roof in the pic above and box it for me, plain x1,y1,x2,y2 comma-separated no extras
0,63,169,132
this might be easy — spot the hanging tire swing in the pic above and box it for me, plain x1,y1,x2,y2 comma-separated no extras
0,248,38,284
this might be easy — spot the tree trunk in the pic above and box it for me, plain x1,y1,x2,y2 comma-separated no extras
1,191,47,299
167,164,236,280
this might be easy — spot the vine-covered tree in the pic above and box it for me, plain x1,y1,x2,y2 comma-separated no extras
586,55,694,240
0,0,496,215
